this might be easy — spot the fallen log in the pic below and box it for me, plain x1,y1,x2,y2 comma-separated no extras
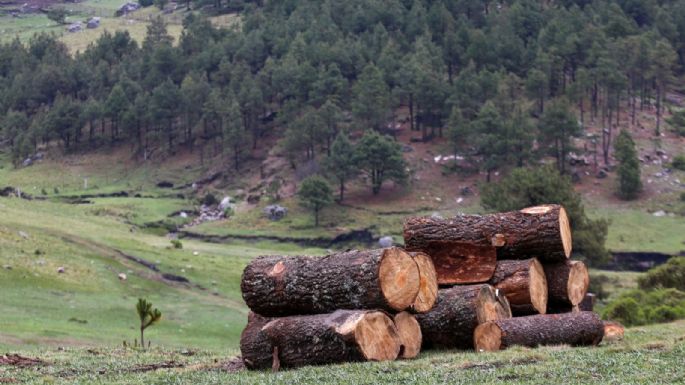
404,204,572,265
404,240,497,284
241,247,420,316
408,252,438,312
544,260,589,309
416,284,511,350
241,310,401,370
240,312,274,370
393,311,422,359
488,258,547,315
603,321,625,342
474,311,604,352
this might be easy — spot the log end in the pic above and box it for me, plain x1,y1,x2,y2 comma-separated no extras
477,285,512,324
473,322,502,352
351,311,402,361
567,261,590,306
409,252,438,313
559,206,573,258
393,311,422,359
379,248,421,311
603,321,625,342
530,258,548,314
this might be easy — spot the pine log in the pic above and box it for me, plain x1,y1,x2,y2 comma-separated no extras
544,260,589,309
393,312,422,359
489,258,547,315
474,311,604,352
408,252,438,312
405,240,497,284
240,312,274,370
579,293,595,311
241,247,420,316
404,204,572,265
416,284,512,350
603,321,625,341
256,310,400,369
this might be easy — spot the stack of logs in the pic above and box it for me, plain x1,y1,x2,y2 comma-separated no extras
240,204,612,370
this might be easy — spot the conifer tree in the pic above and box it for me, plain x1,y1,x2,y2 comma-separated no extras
614,130,641,200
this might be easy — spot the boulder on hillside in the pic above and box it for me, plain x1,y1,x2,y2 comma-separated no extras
86,17,100,29
378,236,394,248
67,22,82,33
263,205,287,221
219,196,232,211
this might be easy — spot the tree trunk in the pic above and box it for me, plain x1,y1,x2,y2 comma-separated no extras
543,260,589,309
488,258,547,315
474,311,604,351
241,310,401,370
408,241,497,285
393,312,422,359
407,252,438,313
241,248,420,316
404,204,572,265
416,284,511,350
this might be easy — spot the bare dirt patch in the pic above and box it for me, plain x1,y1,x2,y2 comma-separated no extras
0,354,44,368
220,356,245,373
130,360,185,373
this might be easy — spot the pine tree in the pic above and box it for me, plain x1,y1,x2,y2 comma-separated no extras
355,131,408,195
135,298,161,349
614,130,641,200
298,176,333,227
323,132,357,202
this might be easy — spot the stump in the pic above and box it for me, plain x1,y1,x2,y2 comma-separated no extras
474,311,604,351
408,252,438,312
393,311,422,359
544,260,589,308
404,204,572,264
488,258,547,315
241,248,420,316
416,284,511,349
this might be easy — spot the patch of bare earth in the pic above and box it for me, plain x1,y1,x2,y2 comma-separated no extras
0,354,44,368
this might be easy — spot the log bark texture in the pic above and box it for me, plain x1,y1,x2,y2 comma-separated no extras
408,252,438,312
258,310,400,369
488,258,547,315
544,260,589,308
474,311,604,352
416,284,511,350
241,247,419,316
404,204,572,264
240,312,274,370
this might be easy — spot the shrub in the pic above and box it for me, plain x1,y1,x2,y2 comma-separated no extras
201,192,218,206
41,188,48,195
648,305,682,323
54,187,60,194
138,0,153,6
603,297,645,326
614,130,641,200
680,192,685,202
672,154,685,171
638,257,685,291
170,239,183,249
602,288,685,326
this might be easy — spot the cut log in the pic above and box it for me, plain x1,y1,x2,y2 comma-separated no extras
251,310,400,369
579,293,595,311
489,258,547,315
474,311,604,352
603,321,625,341
408,252,438,312
416,284,511,349
393,312,422,359
241,247,420,316
405,241,497,284
240,312,274,370
544,260,589,308
404,204,572,264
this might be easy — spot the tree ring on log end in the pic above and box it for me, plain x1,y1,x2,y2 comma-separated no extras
559,206,572,257
567,261,589,306
476,285,507,323
379,248,420,311
353,312,401,361
474,322,502,352
530,259,548,314
393,312,422,359
409,252,438,313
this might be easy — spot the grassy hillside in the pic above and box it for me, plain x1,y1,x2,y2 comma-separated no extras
0,320,683,384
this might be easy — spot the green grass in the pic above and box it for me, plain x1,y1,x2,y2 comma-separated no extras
0,320,683,384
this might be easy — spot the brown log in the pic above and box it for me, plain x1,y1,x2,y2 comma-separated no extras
416,284,512,350
579,293,595,311
241,247,420,316
404,204,572,265
544,260,589,309
474,311,604,352
488,258,547,315
603,321,625,342
240,312,274,370
242,310,400,369
405,240,497,284
408,252,438,312
393,311,422,359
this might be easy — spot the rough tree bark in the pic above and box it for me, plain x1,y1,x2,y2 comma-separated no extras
404,205,572,266
488,258,548,315
393,311,422,359
474,311,604,351
240,310,401,370
240,312,275,370
544,260,589,308
416,284,511,350
241,247,420,316
408,252,438,312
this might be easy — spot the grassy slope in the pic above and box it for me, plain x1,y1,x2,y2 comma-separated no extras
0,320,683,384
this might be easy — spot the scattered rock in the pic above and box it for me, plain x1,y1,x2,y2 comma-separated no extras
460,186,473,196
435,197,442,202
652,210,666,217
596,169,608,179
18,231,29,239
378,236,394,248
192,251,199,256
22,158,33,167
430,212,443,220
402,145,414,153
116,1,140,16
118,273,127,281
57,267,65,274
66,22,82,33
218,196,232,211
263,205,287,221
179,211,188,218
2,265,11,270
456,197,464,204
86,17,100,29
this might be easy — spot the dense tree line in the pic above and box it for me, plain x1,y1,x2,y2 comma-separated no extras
1,0,683,180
